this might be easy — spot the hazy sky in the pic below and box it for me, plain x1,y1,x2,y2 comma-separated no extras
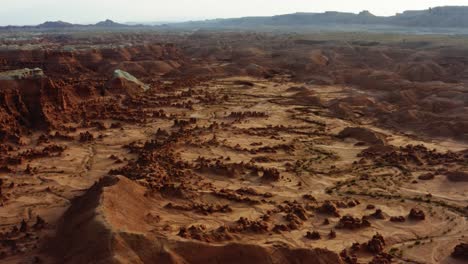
1,0,467,25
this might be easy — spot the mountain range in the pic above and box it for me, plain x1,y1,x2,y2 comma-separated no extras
1,6,468,30
0,19,130,30
175,6,468,28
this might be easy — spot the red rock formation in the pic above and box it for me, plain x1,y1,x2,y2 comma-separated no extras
305,231,321,240
262,168,281,181
446,171,468,182
390,216,406,222
418,173,435,180
317,201,340,217
0,76,76,142
451,243,468,260
336,215,371,229
408,208,426,221
368,209,386,220
369,253,393,264
338,127,387,145
365,233,385,254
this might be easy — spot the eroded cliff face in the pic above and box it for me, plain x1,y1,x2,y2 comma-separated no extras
1,35,467,142
0,44,184,77
0,77,62,140
0,44,185,143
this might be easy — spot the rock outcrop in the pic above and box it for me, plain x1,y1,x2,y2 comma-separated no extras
106,69,150,95
0,71,76,141
446,171,468,182
50,175,343,264
338,127,387,145
451,243,468,260
0,68,45,80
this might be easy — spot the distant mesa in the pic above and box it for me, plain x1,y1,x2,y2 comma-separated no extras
38,21,75,28
95,19,126,27
2,6,468,30
172,6,468,28
358,10,374,17
13,19,128,30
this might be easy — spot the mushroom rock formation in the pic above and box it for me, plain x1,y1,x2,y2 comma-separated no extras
408,208,425,221
305,231,321,240
368,209,385,220
262,168,281,181
106,69,150,95
365,233,385,254
336,215,371,229
318,201,340,217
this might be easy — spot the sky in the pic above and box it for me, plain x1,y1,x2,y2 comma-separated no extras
1,0,468,25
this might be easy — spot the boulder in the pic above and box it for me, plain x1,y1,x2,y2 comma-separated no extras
451,243,468,260
408,208,425,220
106,69,150,95
446,171,468,182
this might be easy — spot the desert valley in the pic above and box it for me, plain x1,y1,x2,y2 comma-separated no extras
0,7,467,264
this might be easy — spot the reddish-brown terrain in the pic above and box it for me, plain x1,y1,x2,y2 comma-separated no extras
0,31,466,264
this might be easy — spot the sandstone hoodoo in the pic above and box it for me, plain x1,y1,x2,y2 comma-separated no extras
365,233,386,254
408,208,426,221
305,231,321,240
336,215,371,229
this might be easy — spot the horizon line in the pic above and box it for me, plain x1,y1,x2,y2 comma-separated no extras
0,5,466,27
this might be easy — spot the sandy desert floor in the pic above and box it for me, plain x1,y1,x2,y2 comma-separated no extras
0,75,465,263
